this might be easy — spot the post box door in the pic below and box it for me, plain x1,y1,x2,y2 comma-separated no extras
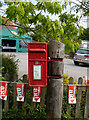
28,61,47,87
28,43,47,87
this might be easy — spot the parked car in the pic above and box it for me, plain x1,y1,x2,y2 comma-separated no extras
73,48,89,65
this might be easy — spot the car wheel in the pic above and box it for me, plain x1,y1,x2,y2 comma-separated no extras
74,61,79,65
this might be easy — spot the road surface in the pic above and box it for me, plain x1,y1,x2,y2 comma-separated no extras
64,58,88,80
2,52,89,80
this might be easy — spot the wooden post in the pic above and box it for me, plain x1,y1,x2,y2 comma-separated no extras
84,86,89,118
47,40,64,119
31,88,36,108
75,77,83,118
0,99,2,119
22,75,27,114
67,77,73,116
40,87,46,107
4,73,9,111
13,74,18,109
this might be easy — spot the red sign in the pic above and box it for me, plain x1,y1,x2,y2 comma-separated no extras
16,83,25,102
83,76,89,85
0,82,8,100
28,43,47,87
33,87,41,102
68,85,76,104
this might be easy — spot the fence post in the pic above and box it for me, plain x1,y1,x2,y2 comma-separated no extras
22,75,27,114
31,88,36,108
75,77,83,118
0,99,2,119
84,86,89,118
40,87,46,107
4,73,9,111
47,40,64,119
13,74,18,109
67,77,73,117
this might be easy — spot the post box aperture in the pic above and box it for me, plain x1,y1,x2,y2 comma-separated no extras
28,43,47,87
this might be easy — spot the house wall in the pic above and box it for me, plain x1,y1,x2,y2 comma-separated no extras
0,37,32,52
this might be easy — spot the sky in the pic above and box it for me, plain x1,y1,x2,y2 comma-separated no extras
69,0,88,28
0,0,88,28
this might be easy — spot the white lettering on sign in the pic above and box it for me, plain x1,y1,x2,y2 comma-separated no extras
16,83,24,102
0,82,8,100
33,87,41,102
34,65,41,80
17,88,22,97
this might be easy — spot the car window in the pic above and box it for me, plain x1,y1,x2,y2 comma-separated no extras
76,49,89,54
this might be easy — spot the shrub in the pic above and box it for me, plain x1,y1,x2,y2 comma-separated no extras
63,73,78,85
0,67,5,80
63,73,69,84
2,104,46,120
1,54,19,81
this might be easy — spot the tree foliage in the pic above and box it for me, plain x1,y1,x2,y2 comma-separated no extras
0,1,2,7
70,0,89,18
79,28,89,40
1,0,83,53
2,54,19,81
5,1,67,42
59,12,82,53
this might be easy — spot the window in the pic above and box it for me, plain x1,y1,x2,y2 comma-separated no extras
2,39,16,52
2,39,16,47
77,49,89,54
19,40,30,48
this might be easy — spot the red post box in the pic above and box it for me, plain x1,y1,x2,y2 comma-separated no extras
28,43,47,87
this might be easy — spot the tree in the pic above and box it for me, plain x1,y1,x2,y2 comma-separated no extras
1,54,19,81
0,1,2,7
4,1,67,42
59,12,82,53
79,28,89,40
70,0,89,19
1,0,82,53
